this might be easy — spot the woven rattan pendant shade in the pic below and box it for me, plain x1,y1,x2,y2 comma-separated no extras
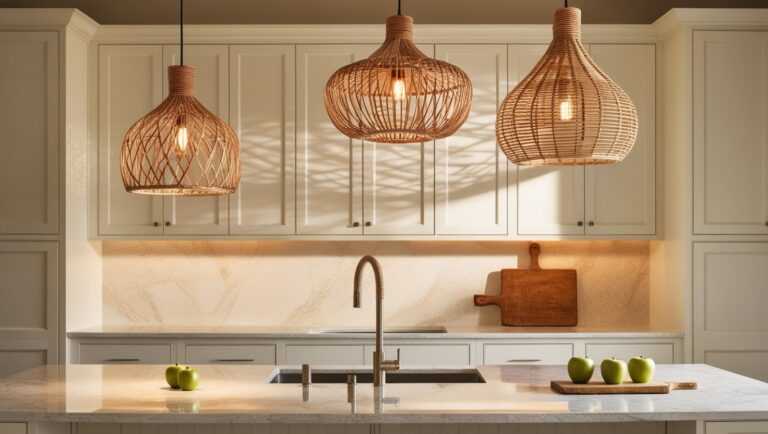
121,65,241,195
496,7,638,166
324,15,472,143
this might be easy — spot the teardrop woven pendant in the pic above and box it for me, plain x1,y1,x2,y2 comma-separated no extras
324,15,473,143
496,7,638,166
121,65,241,195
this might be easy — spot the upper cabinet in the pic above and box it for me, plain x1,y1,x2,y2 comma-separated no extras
98,45,164,236
434,45,508,235
229,45,296,235
0,32,59,235
694,31,768,235
517,44,656,236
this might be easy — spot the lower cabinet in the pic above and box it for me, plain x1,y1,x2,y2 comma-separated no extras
585,342,676,364
483,343,574,365
185,344,276,365
78,343,173,364
363,344,472,366
706,422,768,434
284,344,365,365
0,423,25,434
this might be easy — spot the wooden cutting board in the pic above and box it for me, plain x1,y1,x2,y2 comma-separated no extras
474,243,577,326
551,380,699,395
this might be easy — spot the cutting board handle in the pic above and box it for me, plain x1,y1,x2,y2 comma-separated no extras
474,294,499,306
529,243,541,270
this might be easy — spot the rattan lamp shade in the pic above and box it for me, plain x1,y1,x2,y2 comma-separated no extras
121,65,241,195
324,15,472,143
496,7,638,166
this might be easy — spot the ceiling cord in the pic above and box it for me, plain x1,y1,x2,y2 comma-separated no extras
397,0,401,16
180,0,184,65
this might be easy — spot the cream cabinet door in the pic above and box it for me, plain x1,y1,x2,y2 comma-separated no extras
435,45,508,235
0,242,58,376
230,45,296,235
296,45,376,235
363,45,435,235
510,45,586,235
585,44,656,235
706,422,768,434
694,243,768,381
161,45,229,235
98,45,164,235
0,32,59,235
694,31,768,234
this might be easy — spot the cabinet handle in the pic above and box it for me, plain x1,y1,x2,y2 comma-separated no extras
765,221,768,226
153,222,159,227
507,359,542,363
588,221,594,226
105,358,140,362
214,359,255,363
577,221,584,227
165,221,171,226
352,222,360,227
365,221,372,227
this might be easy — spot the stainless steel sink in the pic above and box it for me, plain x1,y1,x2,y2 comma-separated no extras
307,326,447,334
268,368,485,384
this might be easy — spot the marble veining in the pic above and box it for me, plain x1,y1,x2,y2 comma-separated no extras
102,241,650,327
0,364,766,424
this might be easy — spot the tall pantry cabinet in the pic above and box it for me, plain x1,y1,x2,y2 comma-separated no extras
0,9,97,376
656,9,768,381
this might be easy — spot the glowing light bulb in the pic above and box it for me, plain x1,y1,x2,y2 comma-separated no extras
392,78,406,101
175,115,188,154
559,99,573,121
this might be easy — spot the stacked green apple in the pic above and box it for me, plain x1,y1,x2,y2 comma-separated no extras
165,364,200,391
567,356,655,384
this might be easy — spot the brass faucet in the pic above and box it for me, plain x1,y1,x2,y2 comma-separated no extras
353,255,400,388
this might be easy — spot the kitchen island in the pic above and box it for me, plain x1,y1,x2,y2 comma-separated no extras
0,364,766,433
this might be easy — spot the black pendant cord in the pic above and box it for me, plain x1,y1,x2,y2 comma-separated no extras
179,0,184,65
397,0,401,15
565,0,568,7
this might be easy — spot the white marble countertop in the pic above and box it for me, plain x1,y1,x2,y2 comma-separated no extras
66,325,684,339
0,364,765,424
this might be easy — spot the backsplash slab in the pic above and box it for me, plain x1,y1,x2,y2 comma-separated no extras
101,241,649,327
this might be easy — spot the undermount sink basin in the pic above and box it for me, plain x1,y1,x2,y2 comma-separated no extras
307,326,447,334
268,368,485,384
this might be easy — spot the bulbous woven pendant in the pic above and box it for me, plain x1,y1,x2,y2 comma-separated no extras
496,7,638,166
121,65,241,195
325,15,473,144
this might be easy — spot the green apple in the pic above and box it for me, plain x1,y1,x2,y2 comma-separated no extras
627,356,655,383
600,358,627,385
177,366,200,391
165,364,183,389
567,357,595,384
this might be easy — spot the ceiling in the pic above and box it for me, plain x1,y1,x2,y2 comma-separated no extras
0,0,766,24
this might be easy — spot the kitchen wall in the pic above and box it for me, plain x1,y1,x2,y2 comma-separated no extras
102,241,649,328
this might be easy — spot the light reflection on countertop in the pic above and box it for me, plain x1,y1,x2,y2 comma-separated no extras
0,364,766,424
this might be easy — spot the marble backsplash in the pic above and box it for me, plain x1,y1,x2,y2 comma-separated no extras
101,241,649,327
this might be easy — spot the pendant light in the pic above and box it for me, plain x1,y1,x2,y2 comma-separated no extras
121,0,241,195
496,2,638,166
324,0,472,143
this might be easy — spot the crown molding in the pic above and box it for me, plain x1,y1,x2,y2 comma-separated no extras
93,23,659,45
654,8,768,38
0,8,98,40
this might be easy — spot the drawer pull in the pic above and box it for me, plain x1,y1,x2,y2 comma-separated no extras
507,359,542,363
214,359,255,363
105,358,140,362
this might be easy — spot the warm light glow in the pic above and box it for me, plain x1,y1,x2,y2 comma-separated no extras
392,77,406,101
175,116,188,153
559,100,573,121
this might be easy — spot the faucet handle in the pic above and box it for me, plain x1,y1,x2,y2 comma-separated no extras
382,348,401,371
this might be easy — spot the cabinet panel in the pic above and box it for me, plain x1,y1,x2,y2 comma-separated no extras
98,45,164,235
694,31,768,234
435,45,508,235
230,45,296,235
704,351,768,383
79,344,172,364
185,344,276,365
363,344,471,366
0,32,59,235
706,421,768,434
586,44,656,235
296,45,375,235
284,344,365,365
0,350,46,378
518,166,585,235
162,45,229,235
0,423,26,434
585,343,675,364
483,343,573,365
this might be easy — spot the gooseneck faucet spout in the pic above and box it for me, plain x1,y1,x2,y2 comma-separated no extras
352,255,400,388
